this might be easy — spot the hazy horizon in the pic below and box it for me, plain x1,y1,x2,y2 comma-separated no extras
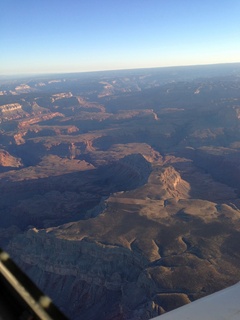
1,61,240,79
1,0,240,75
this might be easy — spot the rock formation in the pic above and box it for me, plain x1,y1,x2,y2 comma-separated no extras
1,65,240,320
0,150,23,168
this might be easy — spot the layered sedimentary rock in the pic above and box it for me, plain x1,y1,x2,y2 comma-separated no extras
8,159,240,319
1,66,240,320
0,150,23,168
0,103,28,120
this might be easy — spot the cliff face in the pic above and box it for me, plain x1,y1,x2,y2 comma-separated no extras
7,159,240,320
1,69,240,320
0,103,28,121
9,196,240,320
0,154,151,230
98,153,152,191
0,150,23,168
9,230,154,320
153,166,190,200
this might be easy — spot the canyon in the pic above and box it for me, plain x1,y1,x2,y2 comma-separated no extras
0,64,240,319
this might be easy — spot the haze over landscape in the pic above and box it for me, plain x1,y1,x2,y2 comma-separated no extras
1,1,240,320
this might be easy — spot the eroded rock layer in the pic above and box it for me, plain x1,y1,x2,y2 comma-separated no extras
1,65,240,320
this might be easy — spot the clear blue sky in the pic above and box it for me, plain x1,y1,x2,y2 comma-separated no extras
1,0,240,75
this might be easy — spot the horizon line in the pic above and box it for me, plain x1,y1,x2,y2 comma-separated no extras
1,61,240,78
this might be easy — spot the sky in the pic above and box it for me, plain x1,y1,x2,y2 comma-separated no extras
1,0,240,75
